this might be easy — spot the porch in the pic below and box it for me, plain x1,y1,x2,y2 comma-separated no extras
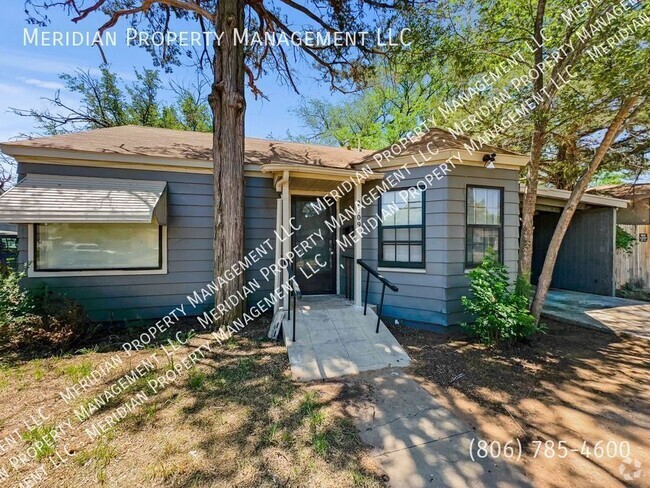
283,295,411,381
261,163,384,311
261,163,411,381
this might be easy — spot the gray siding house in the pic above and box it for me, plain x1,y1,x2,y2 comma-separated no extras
0,126,626,327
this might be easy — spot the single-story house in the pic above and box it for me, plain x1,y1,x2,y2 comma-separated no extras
0,126,628,327
591,183,650,288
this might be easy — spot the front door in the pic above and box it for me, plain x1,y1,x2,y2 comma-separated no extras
291,196,336,294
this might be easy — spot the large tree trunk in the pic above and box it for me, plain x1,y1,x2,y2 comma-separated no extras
530,97,641,321
519,123,545,277
518,0,547,279
211,0,246,328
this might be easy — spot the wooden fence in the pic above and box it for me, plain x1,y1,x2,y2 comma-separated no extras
616,224,650,288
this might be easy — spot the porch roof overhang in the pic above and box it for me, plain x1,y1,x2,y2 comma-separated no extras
260,163,384,182
0,174,167,224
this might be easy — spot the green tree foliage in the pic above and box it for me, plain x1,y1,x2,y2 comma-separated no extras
290,53,449,149
12,67,213,135
461,250,541,346
293,1,649,183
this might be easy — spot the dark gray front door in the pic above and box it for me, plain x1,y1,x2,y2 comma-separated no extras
292,196,336,294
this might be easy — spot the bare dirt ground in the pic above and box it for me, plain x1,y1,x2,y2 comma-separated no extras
391,320,650,488
0,318,385,487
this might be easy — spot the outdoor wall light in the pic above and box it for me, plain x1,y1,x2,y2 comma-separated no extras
482,153,496,169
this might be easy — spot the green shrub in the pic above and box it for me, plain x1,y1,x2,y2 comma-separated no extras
461,249,541,346
0,265,91,352
0,264,33,325
616,226,636,253
0,264,33,345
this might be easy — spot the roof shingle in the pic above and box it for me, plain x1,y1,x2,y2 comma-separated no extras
1,125,372,169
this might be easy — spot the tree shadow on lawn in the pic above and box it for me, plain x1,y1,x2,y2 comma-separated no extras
113,321,384,487
392,319,650,487
0,316,204,366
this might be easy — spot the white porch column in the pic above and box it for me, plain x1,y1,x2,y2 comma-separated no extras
282,170,291,310
354,183,363,306
273,197,282,312
336,197,341,295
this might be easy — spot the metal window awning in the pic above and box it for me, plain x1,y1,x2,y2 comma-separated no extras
0,174,167,224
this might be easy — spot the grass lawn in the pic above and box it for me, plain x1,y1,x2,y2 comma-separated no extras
392,320,650,488
3,314,648,488
0,318,385,487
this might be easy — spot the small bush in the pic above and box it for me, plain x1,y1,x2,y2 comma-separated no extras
0,264,33,325
0,264,33,345
0,265,91,352
461,249,541,346
616,226,636,253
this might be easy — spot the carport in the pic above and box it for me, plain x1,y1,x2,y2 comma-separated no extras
526,187,628,296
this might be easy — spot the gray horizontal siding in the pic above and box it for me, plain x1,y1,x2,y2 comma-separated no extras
17,162,277,321
361,164,520,328
243,177,277,306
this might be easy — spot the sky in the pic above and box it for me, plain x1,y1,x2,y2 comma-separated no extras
0,2,344,146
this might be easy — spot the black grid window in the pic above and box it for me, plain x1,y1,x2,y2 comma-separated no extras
379,190,425,268
466,186,504,267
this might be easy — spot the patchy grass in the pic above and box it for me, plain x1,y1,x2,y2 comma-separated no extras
617,284,650,302
74,434,118,484
187,368,206,391
61,360,93,382
21,425,56,460
0,316,384,487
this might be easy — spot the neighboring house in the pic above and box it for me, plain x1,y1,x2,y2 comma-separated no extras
591,184,650,288
0,126,627,327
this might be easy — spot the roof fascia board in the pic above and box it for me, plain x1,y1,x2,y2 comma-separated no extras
520,186,628,209
358,149,529,171
6,148,272,178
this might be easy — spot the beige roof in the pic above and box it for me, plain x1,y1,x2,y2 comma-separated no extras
0,125,371,169
0,174,167,224
589,184,650,201
353,127,525,166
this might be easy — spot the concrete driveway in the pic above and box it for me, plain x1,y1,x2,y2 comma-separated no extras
542,289,650,340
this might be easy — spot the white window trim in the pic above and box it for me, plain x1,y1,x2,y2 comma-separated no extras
26,224,168,277
378,267,427,274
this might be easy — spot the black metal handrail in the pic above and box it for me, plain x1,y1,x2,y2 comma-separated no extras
286,264,302,342
357,259,399,333
341,255,354,300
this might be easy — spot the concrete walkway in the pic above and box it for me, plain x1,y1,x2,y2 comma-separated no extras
283,296,410,381
349,369,531,487
542,289,650,340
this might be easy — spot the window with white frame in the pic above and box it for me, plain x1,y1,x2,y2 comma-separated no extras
466,186,503,267
379,189,425,268
34,221,163,271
